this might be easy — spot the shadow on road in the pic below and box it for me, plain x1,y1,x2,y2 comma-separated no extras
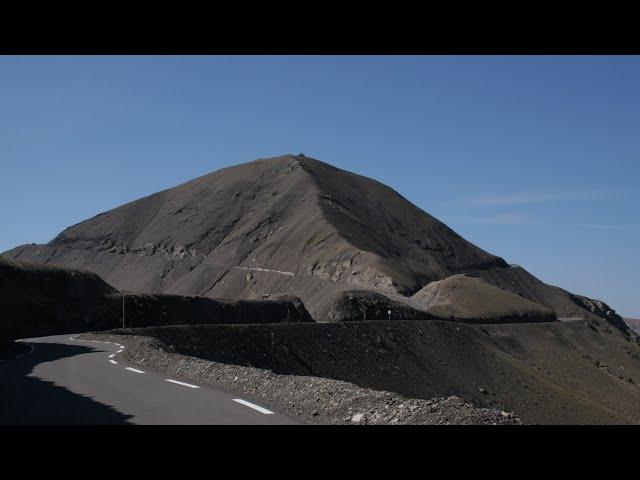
0,341,133,425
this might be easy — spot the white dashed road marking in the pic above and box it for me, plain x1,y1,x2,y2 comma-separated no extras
71,337,281,416
232,399,274,414
165,379,200,389
125,367,145,374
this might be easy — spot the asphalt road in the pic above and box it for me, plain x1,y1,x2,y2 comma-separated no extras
0,334,299,425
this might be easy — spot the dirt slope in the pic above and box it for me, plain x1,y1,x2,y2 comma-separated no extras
412,274,556,322
112,319,640,424
0,257,312,347
465,265,629,332
85,331,520,425
3,154,508,320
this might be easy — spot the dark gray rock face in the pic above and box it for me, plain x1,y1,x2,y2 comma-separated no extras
0,256,116,345
104,293,314,328
0,256,313,346
328,290,439,322
570,294,629,334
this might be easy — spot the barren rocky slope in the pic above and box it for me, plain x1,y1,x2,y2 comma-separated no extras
466,266,628,331
82,332,520,425
412,274,556,323
2,155,508,321
2,154,623,328
100,318,640,424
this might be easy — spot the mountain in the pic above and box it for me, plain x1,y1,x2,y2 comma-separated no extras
1,154,625,328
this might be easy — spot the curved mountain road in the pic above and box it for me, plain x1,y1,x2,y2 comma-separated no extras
0,334,298,425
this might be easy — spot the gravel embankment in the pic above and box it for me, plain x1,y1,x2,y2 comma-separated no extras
80,332,520,425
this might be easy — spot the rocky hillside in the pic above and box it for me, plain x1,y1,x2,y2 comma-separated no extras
0,257,312,347
3,155,506,320
412,274,556,323
2,154,624,329
465,266,628,330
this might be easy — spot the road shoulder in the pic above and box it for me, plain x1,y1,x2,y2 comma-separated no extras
79,332,520,425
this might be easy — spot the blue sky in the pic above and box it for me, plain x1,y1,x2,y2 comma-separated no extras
1,55,638,317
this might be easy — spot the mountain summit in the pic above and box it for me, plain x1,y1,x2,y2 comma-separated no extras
2,154,624,326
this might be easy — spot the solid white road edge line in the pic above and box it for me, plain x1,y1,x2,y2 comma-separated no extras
232,399,274,414
109,360,118,365
165,379,200,389
125,367,145,374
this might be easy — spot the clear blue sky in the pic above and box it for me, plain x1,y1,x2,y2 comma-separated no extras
1,55,638,317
